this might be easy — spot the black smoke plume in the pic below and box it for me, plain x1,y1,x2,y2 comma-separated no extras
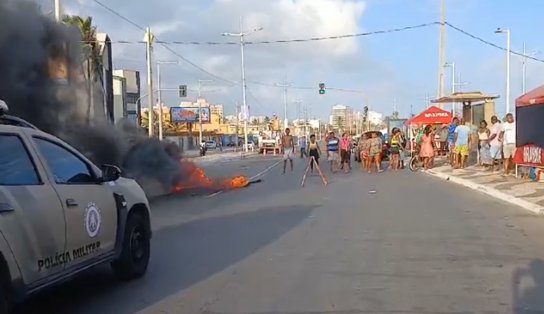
0,0,182,196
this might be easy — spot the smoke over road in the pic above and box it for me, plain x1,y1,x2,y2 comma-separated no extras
0,0,182,195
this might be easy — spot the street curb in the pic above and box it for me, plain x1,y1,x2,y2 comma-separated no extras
426,170,544,215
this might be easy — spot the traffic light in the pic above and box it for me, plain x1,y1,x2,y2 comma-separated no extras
363,106,368,115
319,83,325,95
179,85,187,97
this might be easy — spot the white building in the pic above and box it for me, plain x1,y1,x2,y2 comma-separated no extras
367,111,384,125
329,104,354,131
113,69,141,124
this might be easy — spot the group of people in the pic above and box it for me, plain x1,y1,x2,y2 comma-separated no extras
280,128,408,175
414,113,517,174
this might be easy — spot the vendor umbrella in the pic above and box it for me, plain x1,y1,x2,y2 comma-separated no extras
405,106,452,126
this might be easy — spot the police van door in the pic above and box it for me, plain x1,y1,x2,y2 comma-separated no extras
31,136,118,267
0,132,67,283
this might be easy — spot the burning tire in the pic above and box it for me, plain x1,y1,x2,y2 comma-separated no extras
111,212,151,280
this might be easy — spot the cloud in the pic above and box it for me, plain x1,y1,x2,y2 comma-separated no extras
59,0,418,118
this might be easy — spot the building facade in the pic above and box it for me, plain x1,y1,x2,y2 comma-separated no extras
112,75,127,123
113,69,141,125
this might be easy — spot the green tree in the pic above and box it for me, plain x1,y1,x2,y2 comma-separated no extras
252,118,259,125
263,116,270,124
62,15,102,123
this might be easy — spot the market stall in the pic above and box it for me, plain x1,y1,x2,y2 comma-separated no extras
514,85,544,181
405,106,452,154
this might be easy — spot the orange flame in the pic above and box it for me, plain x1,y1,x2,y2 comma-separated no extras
173,161,249,192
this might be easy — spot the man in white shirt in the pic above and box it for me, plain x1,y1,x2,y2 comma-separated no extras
500,113,516,175
488,116,502,171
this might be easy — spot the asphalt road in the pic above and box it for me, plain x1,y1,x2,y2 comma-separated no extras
17,157,544,314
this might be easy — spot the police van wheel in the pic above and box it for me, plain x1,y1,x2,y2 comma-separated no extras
111,213,150,280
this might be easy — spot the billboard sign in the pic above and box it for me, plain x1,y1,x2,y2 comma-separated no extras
171,107,210,123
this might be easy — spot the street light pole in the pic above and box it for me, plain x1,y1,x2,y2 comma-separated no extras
197,79,213,145
495,27,511,114
156,60,179,141
54,0,61,21
144,27,155,137
222,19,263,153
444,62,455,113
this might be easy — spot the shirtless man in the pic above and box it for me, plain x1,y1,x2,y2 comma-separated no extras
281,128,295,174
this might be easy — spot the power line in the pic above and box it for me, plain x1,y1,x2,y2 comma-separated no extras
80,22,440,45
92,0,237,84
445,22,544,63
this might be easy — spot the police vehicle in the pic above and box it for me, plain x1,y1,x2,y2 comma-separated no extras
0,100,152,312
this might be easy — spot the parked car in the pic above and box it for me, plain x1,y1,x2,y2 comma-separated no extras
354,131,389,162
204,140,217,149
0,100,152,312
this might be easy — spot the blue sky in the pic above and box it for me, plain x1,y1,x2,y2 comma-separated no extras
58,0,544,120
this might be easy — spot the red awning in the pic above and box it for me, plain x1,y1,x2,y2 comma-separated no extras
406,106,452,126
516,85,544,107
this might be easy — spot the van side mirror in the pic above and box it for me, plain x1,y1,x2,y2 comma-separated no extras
100,164,121,182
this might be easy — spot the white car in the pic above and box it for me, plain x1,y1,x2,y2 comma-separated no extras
204,141,217,149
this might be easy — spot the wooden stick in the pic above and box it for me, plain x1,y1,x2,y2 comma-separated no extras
314,157,328,186
301,157,312,187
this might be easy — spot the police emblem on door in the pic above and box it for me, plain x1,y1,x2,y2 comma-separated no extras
84,203,102,238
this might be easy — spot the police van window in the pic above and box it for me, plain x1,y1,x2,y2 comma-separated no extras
33,138,95,184
0,134,40,185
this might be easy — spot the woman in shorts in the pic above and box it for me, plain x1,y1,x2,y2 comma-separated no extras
308,134,322,173
368,132,383,173
389,128,402,171
358,133,370,171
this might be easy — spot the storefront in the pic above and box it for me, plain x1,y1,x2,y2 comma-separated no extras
514,85,544,181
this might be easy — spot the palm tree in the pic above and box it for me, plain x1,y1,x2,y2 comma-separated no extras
62,15,102,124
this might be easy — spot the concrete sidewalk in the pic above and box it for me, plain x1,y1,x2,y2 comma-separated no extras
426,162,544,214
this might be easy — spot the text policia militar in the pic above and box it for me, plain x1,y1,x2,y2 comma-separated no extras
37,241,101,272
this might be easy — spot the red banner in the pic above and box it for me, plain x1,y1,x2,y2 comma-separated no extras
514,145,544,166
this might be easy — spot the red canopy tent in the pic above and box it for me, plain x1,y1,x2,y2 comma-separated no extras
513,85,544,167
405,106,452,126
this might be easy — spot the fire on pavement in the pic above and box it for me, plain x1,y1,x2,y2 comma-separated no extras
173,160,250,193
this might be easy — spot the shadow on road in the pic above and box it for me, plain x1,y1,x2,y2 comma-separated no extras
512,259,544,313
17,205,316,314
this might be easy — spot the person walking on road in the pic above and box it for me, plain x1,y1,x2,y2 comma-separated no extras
326,132,340,173
340,133,352,173
368,132,383,173
389,128,402,171
478,120,492,169
488,115,502,171
500,113,516,176
448,117,459,166
453,119,472,169
281,128,295,174
299,137,308,158
308,134,322,173
358,133,371,172
419,125,435,170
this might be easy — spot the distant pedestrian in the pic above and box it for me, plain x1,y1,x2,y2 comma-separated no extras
340,132,352,173
368,132,383,173
389,128,402,171
419,125,435,170
281,128,295,174
308,134,322,173
478,120,492,168
358,133,370,171
488,115,502,171
500,113,516,176
448,117,459,166
299,137,308,158
453,119,472,169
326,131,340,173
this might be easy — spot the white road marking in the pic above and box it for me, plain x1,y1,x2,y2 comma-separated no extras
206,159,282,198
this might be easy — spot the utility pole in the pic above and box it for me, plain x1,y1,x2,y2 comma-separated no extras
276,80,292,130
522,42,527,94
235,101,240,149
144,27,154,137
54,0,61,21
222,18,263,152
437,0,446,105
197,79,213,145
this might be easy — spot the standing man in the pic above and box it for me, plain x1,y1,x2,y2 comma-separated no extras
500,113,516,175
488,115,502,171
326,131,340,172
281,128,295,174
299,137,308,158
453,119,471,169
448,117,459,166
